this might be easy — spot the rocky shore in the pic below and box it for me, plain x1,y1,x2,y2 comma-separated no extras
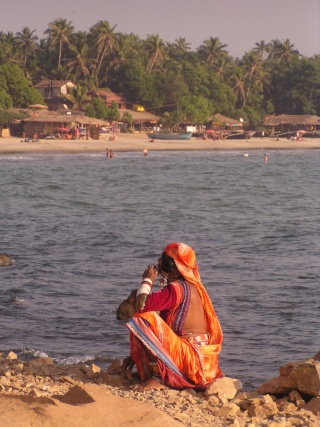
0,350,319,427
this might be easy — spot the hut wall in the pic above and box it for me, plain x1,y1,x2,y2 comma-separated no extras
23,122,46,138
88,124,100,140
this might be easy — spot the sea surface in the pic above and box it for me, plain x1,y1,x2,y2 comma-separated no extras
0,148,319,390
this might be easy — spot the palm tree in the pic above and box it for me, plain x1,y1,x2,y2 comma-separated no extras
231,67,246,106
241,51,271,109
273,39,300,67
252,40,271,60
15,27,38,65
65,84,90,110
82,69,101,98
67,42,91,81
144,34,166,74
172,37,191,59
0,31,16,65
91,21,118,75
213,57,233,81
198,37,228,66
44,18,74,68
110,33,140,71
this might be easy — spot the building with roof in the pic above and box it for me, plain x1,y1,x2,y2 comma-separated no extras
34,80,77,99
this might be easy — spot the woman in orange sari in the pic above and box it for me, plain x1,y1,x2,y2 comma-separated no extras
123,242,223,390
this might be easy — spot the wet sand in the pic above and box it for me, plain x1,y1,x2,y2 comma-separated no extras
1,132,320,154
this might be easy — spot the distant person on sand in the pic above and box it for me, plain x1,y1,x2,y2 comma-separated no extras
143,148,148,156
109,149,113,158
106,148,109,158
123,242,223,391
264,153,268,162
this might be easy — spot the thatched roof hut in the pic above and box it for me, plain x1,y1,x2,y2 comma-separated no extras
122,109,160,123
209,113,243,129
262,114,320,130
13,110,109,139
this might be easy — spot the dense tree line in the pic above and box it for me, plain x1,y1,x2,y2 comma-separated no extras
1,18,320,125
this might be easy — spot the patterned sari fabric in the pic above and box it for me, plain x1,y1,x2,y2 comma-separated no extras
126,242,223,389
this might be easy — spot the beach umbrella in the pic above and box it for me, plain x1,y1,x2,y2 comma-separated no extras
205,129,215,134
297,130,306,134
58,127,69,132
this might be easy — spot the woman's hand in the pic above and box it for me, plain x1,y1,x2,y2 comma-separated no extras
135,293,147,312
141,264,158,283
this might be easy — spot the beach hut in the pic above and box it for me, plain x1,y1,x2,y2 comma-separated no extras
209,114,243,131
123,109,161,132
261,114,320,132
16,110,108,140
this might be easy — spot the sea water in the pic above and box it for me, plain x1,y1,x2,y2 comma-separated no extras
0,149,319,389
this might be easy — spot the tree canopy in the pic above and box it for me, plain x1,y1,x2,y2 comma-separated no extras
1,19,320,124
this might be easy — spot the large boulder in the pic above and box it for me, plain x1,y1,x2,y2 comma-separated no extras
257,351,320,397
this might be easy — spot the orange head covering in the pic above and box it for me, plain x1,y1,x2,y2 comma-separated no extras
163,242,201,287
163,242,223,347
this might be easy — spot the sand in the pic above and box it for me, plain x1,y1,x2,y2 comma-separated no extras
1,132,320,154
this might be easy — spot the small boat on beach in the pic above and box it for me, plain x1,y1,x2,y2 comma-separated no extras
147,132,193,141
224,131,255,139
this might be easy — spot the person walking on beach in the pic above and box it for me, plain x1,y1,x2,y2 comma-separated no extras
123,242,223,391
264,153,268,162
143,148,148,156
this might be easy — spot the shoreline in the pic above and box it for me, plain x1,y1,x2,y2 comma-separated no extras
1,133,320,155
0,352,318,427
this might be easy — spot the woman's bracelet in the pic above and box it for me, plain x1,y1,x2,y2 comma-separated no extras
137,282,152,296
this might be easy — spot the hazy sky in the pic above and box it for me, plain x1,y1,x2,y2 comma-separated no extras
1,0,320,58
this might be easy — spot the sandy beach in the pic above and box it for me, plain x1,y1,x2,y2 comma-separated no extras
1,132,320,154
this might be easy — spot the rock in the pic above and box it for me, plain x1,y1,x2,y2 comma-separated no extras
302,396,320,415
6,351,17,360
54,384,95,405
0,253,14,266
106,358,123,374
91,364,100,373
27,357,53,367
215,402,240,418
116,289,137,320
205,377,243,400
277,401,297,412
257,357,320,397
247,401,278,418
288,390,305,408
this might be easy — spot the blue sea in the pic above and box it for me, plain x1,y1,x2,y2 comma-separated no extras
0,148,319,390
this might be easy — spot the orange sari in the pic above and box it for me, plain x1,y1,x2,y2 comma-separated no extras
127,280,223,389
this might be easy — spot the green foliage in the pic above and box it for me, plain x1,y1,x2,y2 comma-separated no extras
106,100,120,121
0,89,12,109
0,109,28,125
179,95,211,123
86,105,96,118
88,97,108,118
2,21,320,124
65,84,90,110
0,63,44,108
121,111,133,124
